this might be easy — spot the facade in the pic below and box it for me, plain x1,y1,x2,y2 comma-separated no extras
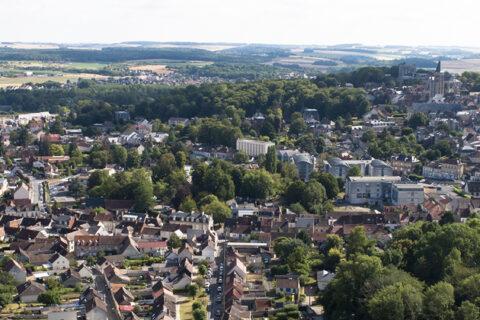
168,212,213,232
345,176,401,205
236,139,274,157
422,159,464,181
389,155,420,176
391,184,424,206
324,158,393,181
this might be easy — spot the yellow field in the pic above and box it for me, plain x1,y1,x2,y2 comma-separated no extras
129,64,171,74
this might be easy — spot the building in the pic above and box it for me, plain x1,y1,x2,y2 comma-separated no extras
168,117,190,126
389,155,420,176
422,159,464,181
275,274,301,296
168,212,213,232
398,63,416,80
4,258,27,283
428,61,445,99
391,184,424,206
114,111,131,122
324,158,393,181
277,150,316,181
345,176,401,205
236,139,274,157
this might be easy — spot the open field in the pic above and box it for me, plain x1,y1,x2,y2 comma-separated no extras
0,73,107,88
129,64,171,74
0,60,108,71
443,59,480,74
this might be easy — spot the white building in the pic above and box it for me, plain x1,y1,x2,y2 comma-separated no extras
391,184,424,206
345,176,401,205
236,139,274,157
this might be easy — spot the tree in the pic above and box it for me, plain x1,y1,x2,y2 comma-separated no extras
242,169,276,199
289,112,306,135
187,284,199,297
179,196,197,212
301,180,327,214
10,127,32,147
264,146,278,173
38,291,60,306
133,178,154,212
322,255,383,320
408,113,428,129
175,151,187,168
111,145,128,167
89,150,108,168
345,226,375,257
367,283,423,320
347,166,361,177
423,282,454,320
49,144,65,156
314,172,340,199
126,149,141,169
69,178,86,198
456,301,480,320
202,199,232,223
167,233,182,250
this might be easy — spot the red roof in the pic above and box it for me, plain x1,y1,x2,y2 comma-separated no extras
136,241,168,250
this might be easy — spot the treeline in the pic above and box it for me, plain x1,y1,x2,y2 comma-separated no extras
0,47,270,64
0,79,370,125
174,63,296,80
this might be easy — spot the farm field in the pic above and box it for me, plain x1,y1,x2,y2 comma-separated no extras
0,73,107,88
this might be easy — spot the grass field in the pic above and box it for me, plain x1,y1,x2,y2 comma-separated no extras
178,296,208,320
0,73,107,88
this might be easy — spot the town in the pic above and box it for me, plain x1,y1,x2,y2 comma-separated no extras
0,56,479,320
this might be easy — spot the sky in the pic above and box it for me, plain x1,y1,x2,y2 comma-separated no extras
1,0,479,47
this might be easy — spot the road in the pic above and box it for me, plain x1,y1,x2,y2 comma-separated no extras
208,242,227,320
93,268,121,320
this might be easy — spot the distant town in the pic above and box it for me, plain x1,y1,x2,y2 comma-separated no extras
0,43,480,320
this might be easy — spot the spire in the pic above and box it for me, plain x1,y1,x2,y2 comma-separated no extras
436,60,441,73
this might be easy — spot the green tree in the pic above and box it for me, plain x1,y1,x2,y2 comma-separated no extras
264,146,278,174
423,282,454,320
38,291,60,306
179,196,197,212
167,233,182,250
456,301,480,320
202,199,232,223
314,172,340,199
242,169,276,199
111,145,128,167
345,226,375,257
367,283,424,320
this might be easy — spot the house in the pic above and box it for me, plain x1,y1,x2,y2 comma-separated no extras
317,270,335,291
74,235,140,258
275,274,301,296
48,253,70,272
76,264,94,279
85,296,108,320
113,286,135,305
61,269,83,288
389,155,420,176
104,264,131,284
4,258,27,283
277,150,316,181
17,281,46,303
136,240,168,256
422,159,464,180
168,212,213,232
13,183,33,206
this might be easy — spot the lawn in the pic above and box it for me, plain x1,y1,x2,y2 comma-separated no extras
178,296,208,320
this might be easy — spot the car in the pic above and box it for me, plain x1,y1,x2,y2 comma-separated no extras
215,310,221,316
205,281,210,287
218,277,223,284
215,297,222,304
217,286,222,293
